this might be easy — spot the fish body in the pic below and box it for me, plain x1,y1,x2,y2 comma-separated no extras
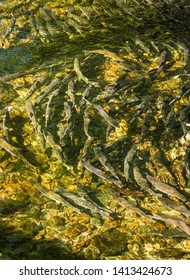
67,80,76,107
159,197,190,216
163,107,175,139
124,145,137,181
25,99,38,132
179,106,190,137
25,74,50,100
141,108,153,139
184,49,189,68
0,106,13,116
2,106,12,141
125,144,137,163
0,137,36,170
79,6,91,20
46,132,63,163
108,188,150,219
185,149,190,176
84,49,124,62
64,101,72,122
66,18,83,34
57,122,66,145
146,175,186,201
3,16,16,43
158,50,167,68
86,99,119,128
81,85,92,101
81,160,122,188
83,108,91,138
36,78,60,104
56,186,112,217
134,36,150,53
45,89,60,127
152,213,190,236
74,58,89,84
134,167,159,197
34,183,80,212
79,138,92,160
94,147,119,180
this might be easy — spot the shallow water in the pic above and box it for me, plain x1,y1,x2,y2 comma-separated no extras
0,0,190,260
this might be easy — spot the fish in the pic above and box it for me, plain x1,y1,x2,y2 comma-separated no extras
163,107,175,139
83,108,91,138
0,137,37,170
159,197,190,216
0,106,13,116
152,213,190,236
66,18,83,34
150,40,160,52
45,132,63,162
146,175,186,201
36,124,45,149
158,50,167,68
154,50,168,75
64,101,72,122
125,144,137,163
39,7,57,24
74,58,89,84
130,97,148,124
93,147,119,180
106,125,114,139
67,9,88,25
57,122,66,145
179,106,190,137
25,98,44,149
29,14,38,37
2,16,16,43
85,99,120,128
175,41,189,52
165,107,175,128
169,81,190,105
79,6,91,20
183,49,189,69
25,74,50,100
67,80,76,108
79,137,92,160
34,183,80,213
45,89,60,127
37,21,49,38
44,98,53,128
2,106,12,141
0,63,62,83
134,36,150,53
133,167,159,197
25,99,38,132
84,49,124,62
110,72,129,94
124,145,137,181
141,108,153,139
58,122,72,145
156,95,167,121
105,136,128,153
107,187,151,219
45,132,74,173
81,160,122,188
56,186,112,218
185,149,190,176
62,102,73,143
35,78,60,104
81,85,93,101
